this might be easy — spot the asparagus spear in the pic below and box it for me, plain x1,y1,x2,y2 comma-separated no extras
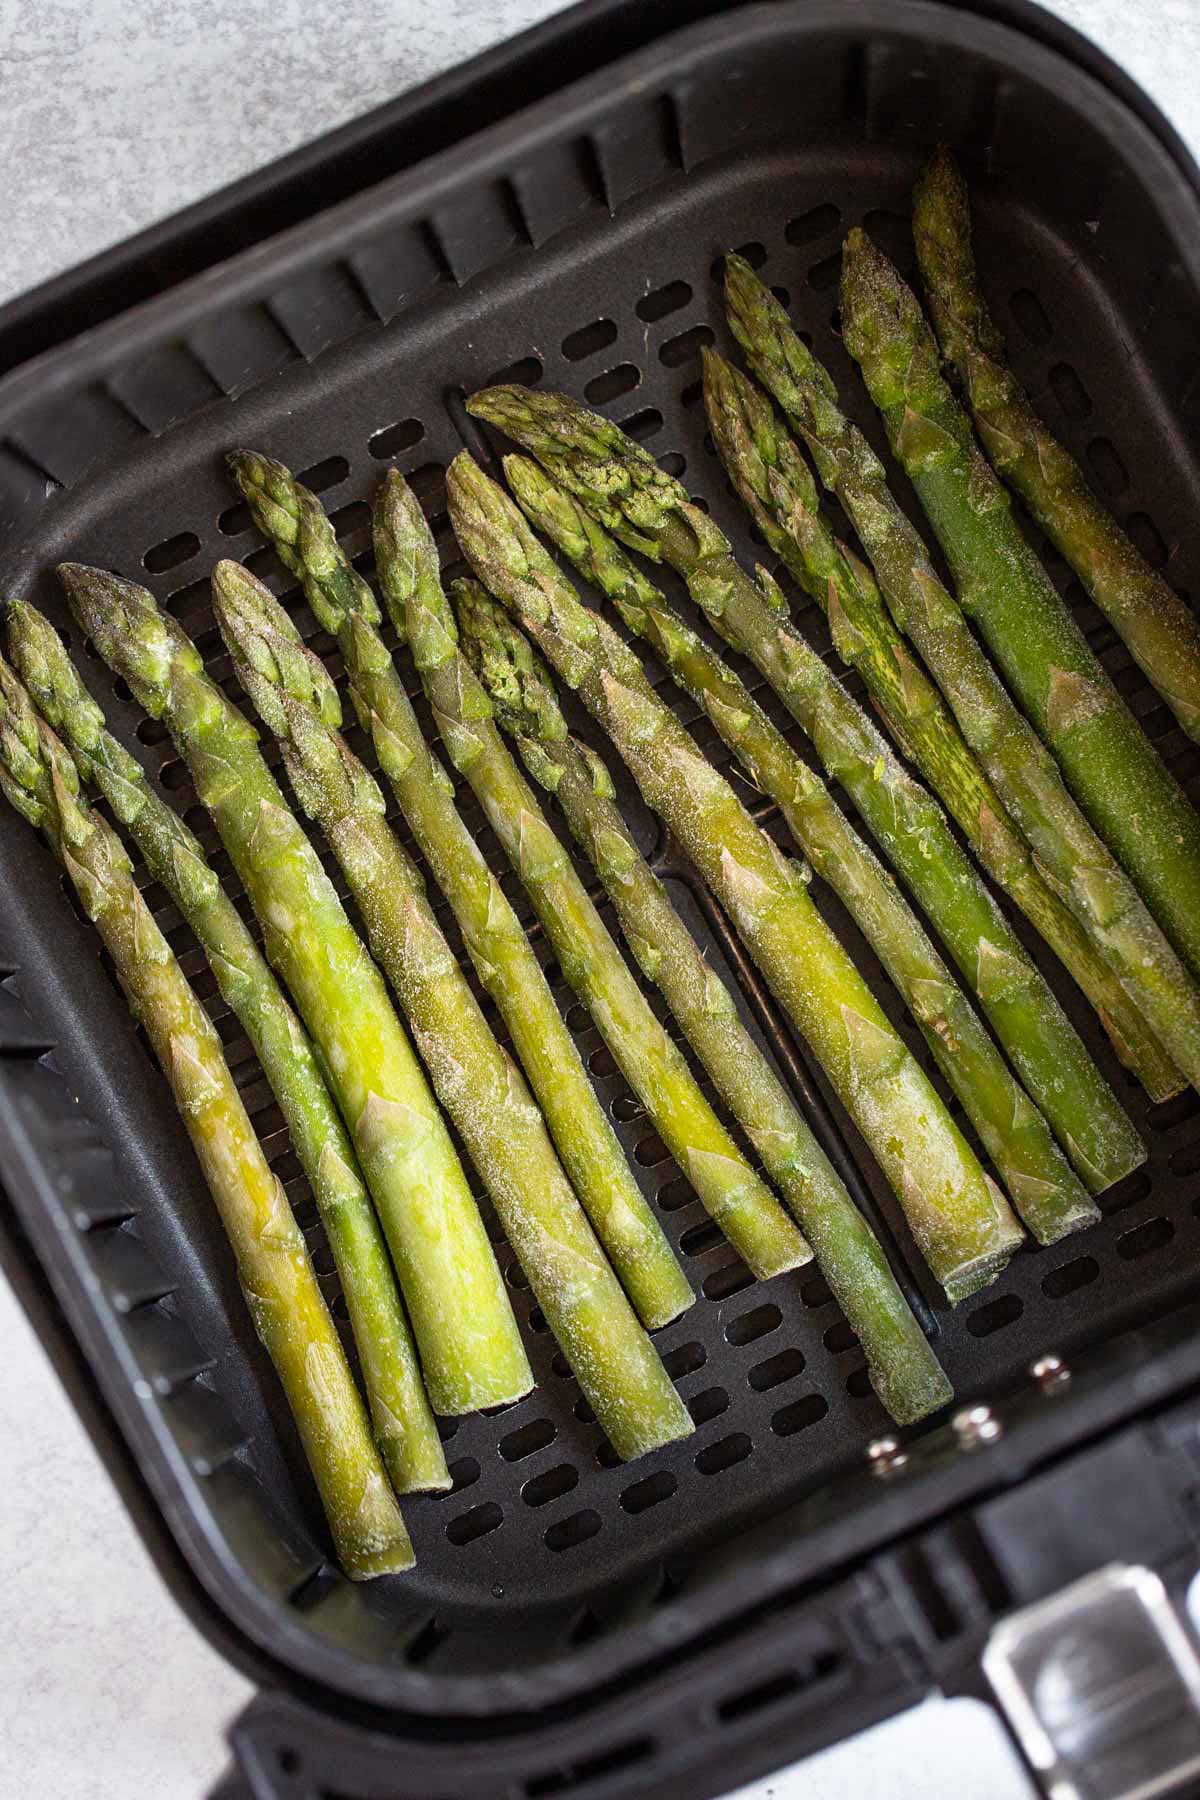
59,562,531,1417
212,559,691,1462
0,660,414,1576
724,256,1200,1103
506,454,1103,1234
697,353,1143,1194
840,229,1200,978
229,452,692,1331
7,599,448,1493
457,581,952,1421
374,474,808,1285
699,326,1180,1106
913,147,1200,745
448,448,1023,1303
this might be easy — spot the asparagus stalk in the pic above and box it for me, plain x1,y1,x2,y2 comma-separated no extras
0,660,414,1576
59,563,530,1417
840,229,1200,978
724,255,1200,1102
913,147,1200,745
699,326,1180,1106
7,600,448,1493
229,452,692,1331
448,448,1023,1303
697,353,1143,1194
374,475,808,1285
212,559,691,1462
503,453,1101,1238
457,582,952,1421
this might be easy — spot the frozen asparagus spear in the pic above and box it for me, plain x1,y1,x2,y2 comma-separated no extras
449,447,1023,1304
723,253,1200,1102
228,451,691,1330
841,228,1200,979
698,320,1179,1104
0,659,414,1576
697,352,1143,1193
913,147,1200,744
372,472,808,1284
457,580,953,1422
60,562,531,1417
507,444,1109,1228
212,557,692,1462
7,598,448,1493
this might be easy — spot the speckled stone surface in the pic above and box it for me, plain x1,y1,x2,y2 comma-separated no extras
0,2,1196,1796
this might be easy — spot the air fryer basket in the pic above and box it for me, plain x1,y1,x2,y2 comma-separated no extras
3,0,1200,1790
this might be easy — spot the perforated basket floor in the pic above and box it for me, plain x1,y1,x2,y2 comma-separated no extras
2,0,1200,1731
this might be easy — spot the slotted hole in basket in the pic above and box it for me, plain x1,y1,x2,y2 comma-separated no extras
486,355,543,389
329,499,370,539
660,451,686,478
446,1501,503,1546
523,1463,579,1509
217,499,253,536
634,1131,671,1169
1117,1216,1174,1260
1125,512,1170,568
446,1456,480,1495
636,279,692,323
1042,1254,1100,1298
703,1261,754,1301
695,1432,751,1474
620,1470,677,1515
680,378,704,410
524,1735,653,1798
295,454,349,495
499,1417,556,1462
747,1347,805,1392
562,318,618,361
726,1304,782,1346
771,1393,829,1437
544,1509,601,1553
823,1320,857,1355
688,1386,729,1426
1049,363,1092,421
588,1044,617,1079
801,1273,833,1308
612,1093,645,1123
967,1293,1023,1337
659,324,715,368
621,406,663,441
786,204,840,246
679,1220,724,1258
1087,437,1129,497
1011,289,1052,345
585,363,640,405
656,1173,694,1211
808,252,842,292
143,530,200,574
662,1341,706,1380
368,416,424,460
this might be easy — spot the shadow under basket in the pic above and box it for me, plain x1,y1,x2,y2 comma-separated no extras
2,2,1200,1795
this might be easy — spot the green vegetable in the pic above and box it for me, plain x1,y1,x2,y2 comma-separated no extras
698,349,1143,1196
0,659,414,1576
723,251,1200,1105
229,451,692,1331
448,444,1023,1303
700,306,1179,1104
7,598,448,1493
457,580,953,1422
59,562,531,1417
913,146,1200,745
508,438,1110,1227
841,227,1200,982
213,557,692,1462
373,472,807,1284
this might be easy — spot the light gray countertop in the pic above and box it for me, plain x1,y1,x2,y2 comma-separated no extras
1,2,1197,1796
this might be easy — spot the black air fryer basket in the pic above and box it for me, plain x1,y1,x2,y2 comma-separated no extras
4,2,1200,1795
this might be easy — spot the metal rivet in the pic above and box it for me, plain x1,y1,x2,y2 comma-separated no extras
1030,1353,1071,1394
952,1403,1002,1449
866,1435,908,1477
